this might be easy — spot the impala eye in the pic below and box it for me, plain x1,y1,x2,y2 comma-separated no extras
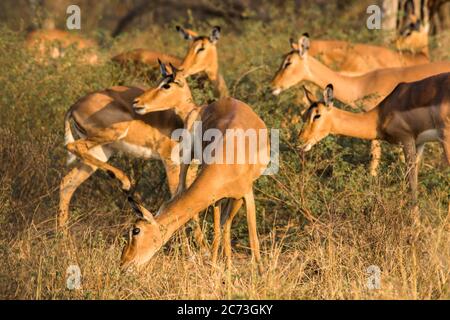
162,83,171,89
313,114,321,121
284,62,291,68
196,47,205,54
132,228,140,236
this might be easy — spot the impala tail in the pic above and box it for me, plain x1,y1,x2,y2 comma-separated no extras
63,109,76,165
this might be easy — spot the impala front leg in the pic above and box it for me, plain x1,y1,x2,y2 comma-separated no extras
369,140,381,177
222,199,244,270
244,191,263,274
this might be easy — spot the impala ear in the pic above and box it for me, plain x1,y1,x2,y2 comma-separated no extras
176,25,194,40
127,196,157,225
168,63,177,78
302,85,316,105
158,59,169,78
298,33,310,58
324,84,334,107
290,37,299,51
209,26,221,43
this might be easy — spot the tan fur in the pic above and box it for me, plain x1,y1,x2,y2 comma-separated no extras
176,26,228,98
299,74,450,201
25,29,99,65
292,39,429,75
112,26,228,98
112,49,182,67
271,36,450,110
122,69,269,271
396,2,430,56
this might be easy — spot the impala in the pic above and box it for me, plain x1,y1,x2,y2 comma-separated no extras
291,0,430,75
396,0,429,56
289,33,429,76
112,26,228,98
112,49,182,68
60,86,208,247
121,62,269,271
298,74,450,201
26,28,99,65
272,34,450,175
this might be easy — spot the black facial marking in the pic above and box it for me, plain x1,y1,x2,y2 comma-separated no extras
302,103,318,121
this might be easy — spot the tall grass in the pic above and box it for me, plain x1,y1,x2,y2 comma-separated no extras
0,1,449,299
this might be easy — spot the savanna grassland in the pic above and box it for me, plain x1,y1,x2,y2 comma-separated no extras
0,0,449,299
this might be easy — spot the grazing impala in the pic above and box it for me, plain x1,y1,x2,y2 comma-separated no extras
121,62,269,271
113,26,228,98
272,34,450,175
298,74,450,201
26,28,99,65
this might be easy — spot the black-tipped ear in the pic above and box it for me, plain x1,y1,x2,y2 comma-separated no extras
158,59,168,78
127,196,144,219
298,34,310,58
324,84,334,107
127,196,156,224
169,62,178,78
302,85,316,105
209,26,221,43
176,25,193,40
302,32,310,38
289,37,299,51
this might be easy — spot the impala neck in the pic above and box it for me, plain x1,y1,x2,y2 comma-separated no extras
156,176,221,244
176,98,200,123
304,56,361,106
330,107,379,140
206,65,229,98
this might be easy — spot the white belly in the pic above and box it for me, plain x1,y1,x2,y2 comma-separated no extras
416,129,440,145
114,141,160,159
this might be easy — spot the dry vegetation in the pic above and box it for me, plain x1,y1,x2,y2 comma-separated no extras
0,0,449,299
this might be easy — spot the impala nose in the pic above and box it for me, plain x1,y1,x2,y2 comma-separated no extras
133,99,140,106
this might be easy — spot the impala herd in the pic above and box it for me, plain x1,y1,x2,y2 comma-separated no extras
26,7,449,273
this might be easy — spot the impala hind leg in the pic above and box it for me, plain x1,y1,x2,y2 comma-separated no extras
59,145,112,229
59,163,97,229
211,206,222,265
66,135,132,191
369,140,382,177
403,140,418,203
222,199,244,270
244,190,263,274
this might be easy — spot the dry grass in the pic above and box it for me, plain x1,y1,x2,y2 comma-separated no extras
0,1,449,300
